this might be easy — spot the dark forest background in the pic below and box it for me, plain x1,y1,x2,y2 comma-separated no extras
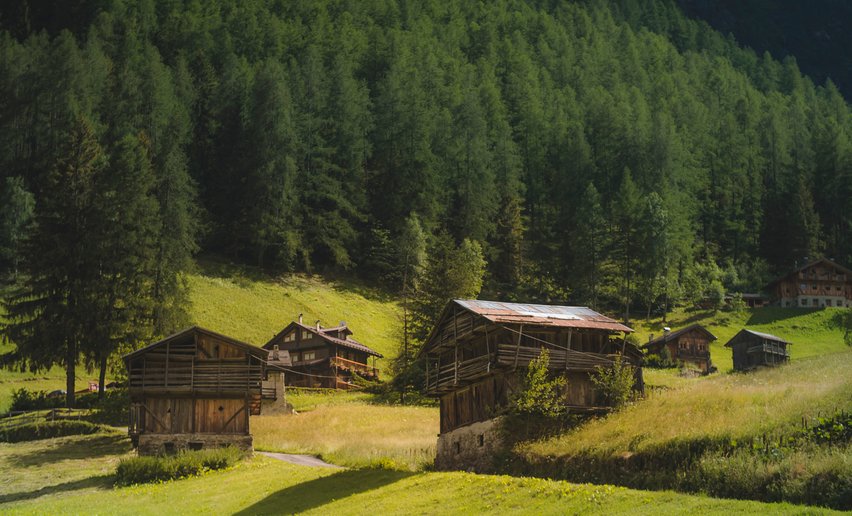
1,0,850,324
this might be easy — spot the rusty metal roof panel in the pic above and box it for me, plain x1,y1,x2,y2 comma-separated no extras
455,300,633,333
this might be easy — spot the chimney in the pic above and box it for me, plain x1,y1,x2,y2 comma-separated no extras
272,344,280,361
298,313,303,324
663,327,671,334
316,320,321,331
648,334,654,343
339,321,346,328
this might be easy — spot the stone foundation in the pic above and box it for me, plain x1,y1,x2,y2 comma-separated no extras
137,433,253,456
435,417,504,472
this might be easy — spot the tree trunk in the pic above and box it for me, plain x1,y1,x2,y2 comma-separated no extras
98,353,108,399
66,339,76,408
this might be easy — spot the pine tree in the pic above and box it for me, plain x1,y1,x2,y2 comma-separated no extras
0,177,34,280
2,116,104,408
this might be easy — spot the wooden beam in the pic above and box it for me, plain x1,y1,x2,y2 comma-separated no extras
513,324,523,369
222,403,246,433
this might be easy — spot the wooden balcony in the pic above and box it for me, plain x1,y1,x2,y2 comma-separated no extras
330,356,378,378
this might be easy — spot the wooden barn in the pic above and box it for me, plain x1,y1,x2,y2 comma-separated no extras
421,300,642,470
124,326,270,455
642,324,716,374
725,329,791,372
765,258,852,308
263,316,382,389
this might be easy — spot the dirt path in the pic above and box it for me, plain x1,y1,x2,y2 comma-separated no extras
257,452,342,468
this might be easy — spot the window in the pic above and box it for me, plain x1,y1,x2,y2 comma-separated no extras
303,351,316,361
302,332,312,340
800,298,806,306
291,352,300,362
284,333,296,342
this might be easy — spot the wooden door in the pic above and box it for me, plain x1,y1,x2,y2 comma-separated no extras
194,398,247,434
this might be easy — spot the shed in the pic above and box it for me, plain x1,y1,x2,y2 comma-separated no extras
642,324,717,373
724,329,791,371
124,326,268,455
421,299,642,471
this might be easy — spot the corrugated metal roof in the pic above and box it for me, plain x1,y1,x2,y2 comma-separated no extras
455,300,633,333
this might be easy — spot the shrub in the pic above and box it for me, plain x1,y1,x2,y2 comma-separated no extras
510,348,566,418
9,388,65,411
115,446,246,485
591,356,635,409
0,420,103,442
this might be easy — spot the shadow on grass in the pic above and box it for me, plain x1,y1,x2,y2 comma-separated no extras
8,433,131,467
233,468,414,515
0,474,113,504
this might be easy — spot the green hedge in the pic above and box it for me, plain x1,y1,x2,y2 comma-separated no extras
115,447,245,486
0,420,103,442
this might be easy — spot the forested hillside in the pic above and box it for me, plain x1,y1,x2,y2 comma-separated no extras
1,0,850,319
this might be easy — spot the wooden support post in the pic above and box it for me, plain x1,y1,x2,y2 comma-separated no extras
485,325,491,373
565,330,573,369
453,306,459,385
513,324,523,369
165,341,170,387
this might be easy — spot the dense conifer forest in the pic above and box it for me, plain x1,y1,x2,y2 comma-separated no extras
1,0,851,389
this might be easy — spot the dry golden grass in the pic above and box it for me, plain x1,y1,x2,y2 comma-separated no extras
252,402,439,470
524,350,852,458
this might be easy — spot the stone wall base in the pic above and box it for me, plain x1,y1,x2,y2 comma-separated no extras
137,433,253,456
435,417,503,472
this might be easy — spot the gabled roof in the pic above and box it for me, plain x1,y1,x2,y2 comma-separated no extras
421,299,633,356
724,329,790,347
454,300,633,333
641,324,717,349
264,321,383,358
765,258,852,289
123,326,268,362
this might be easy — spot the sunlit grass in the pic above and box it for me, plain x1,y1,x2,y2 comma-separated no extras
631,306,848,371
252,402,439,470
1,441,835,515
188,259,401,366
522,350,852,459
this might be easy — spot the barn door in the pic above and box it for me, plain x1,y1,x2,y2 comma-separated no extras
194,399,247,434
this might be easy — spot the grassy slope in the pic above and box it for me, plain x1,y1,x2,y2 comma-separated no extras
0,260,401,412
0,436,836,515
522,350,852,459
630,306,848,371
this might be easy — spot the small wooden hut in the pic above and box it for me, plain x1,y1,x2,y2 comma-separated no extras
124,326,269,455
642,324,716,374
421,300,642,471
263,317,382,389
724,329,791,371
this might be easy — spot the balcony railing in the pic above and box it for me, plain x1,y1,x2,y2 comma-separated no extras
330,356,378,378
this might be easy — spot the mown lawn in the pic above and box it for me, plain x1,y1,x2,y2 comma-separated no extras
0,438,837,515
631,306,848,371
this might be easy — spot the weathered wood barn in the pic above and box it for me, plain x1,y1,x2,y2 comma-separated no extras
642,324,716,374
765,258,852,308
725,329,791,371
421,300,641,470
263,317,382,389
124,326,270,455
